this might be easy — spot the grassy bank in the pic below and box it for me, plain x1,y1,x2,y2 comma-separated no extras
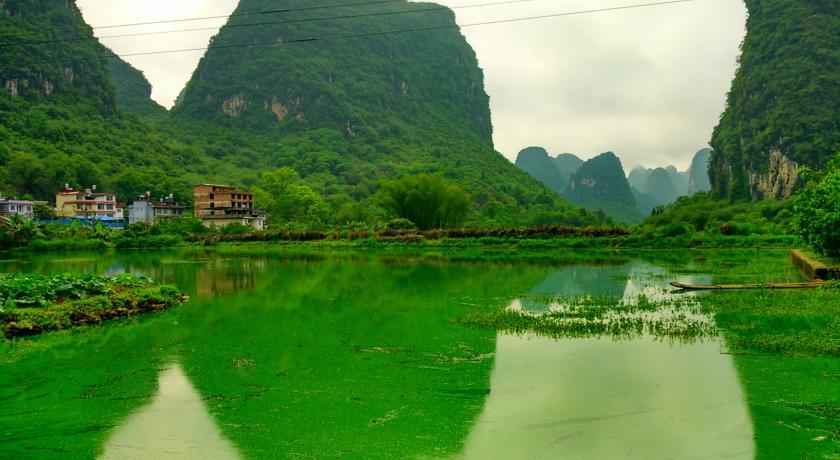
10,221,801,253
0,274,187,338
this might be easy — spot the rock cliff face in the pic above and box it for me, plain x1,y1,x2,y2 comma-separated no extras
709,0,840,200
748,149,802,200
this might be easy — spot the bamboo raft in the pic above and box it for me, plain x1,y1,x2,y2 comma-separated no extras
670,281,826,291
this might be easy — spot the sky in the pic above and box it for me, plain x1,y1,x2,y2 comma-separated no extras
76,0,747,170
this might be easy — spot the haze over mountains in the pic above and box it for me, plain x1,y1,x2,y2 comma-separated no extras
516,147,713,223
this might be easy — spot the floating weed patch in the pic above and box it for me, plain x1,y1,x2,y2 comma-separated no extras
459,293,716,342
0,273,188,338
700,288,840,356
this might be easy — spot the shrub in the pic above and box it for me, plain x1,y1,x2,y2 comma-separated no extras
794,165,840,257
385,218,417,231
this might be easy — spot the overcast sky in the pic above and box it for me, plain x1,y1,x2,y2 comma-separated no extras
76,0,747,170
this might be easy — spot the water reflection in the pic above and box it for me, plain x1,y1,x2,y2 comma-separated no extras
101,364,241,460
0,250,770,458
461,334,754,459
519,261,712,313
192,258,264,299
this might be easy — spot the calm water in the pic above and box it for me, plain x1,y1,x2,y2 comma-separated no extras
0,250,768,459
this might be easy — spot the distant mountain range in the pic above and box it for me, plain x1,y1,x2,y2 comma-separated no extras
515,147,712,223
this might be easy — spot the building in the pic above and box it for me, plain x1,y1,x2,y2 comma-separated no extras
55,185,123,219
193,184,266,230
128,192,187,226
0,197,34,218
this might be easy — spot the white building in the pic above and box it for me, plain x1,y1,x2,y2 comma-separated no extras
128,193,186,226
0,197,34,218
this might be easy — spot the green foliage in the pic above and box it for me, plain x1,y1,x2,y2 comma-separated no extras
253,167,328,226
385,218,417,231
0,273,184,338
710,0,840,199
0,214,41,247
378,174,471,230
642,192,795,237
794,156,840,257
0,273,111,309
105,49,166,118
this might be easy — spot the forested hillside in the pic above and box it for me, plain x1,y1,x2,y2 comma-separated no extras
562,152,641,224
165,0,594,225
0,0,228,202
710,0,840,200
106,52,166,118
0,0,599,227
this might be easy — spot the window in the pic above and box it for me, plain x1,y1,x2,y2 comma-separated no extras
210,193,215,199
210,203,215,209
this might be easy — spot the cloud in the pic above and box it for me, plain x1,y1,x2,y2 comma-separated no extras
77,0,746,170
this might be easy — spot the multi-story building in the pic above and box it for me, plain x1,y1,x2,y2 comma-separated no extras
0,197,34,218
193,184,265,230
55,185,122,219
128,193,186,226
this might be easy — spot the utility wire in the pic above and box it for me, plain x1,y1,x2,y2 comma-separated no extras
0,0,547,48
24,0,698,66
0,0,409,38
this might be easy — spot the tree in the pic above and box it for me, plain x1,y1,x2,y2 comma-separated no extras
253,167,329,226
794,156,840,257
378,174,471,230
0,215,40,247
33,202,54,220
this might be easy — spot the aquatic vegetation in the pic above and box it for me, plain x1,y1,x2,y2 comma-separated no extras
0,274,187,338
459,294,717,342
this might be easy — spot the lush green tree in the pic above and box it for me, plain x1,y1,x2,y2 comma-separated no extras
254,168,329,226
0,215,40,247
33,203,54,220
794,156,840,257
379,174,471,230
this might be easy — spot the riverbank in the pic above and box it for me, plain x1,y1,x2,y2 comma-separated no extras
0,274,188,338
18,230,801,254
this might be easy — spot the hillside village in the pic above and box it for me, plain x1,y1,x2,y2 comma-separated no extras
0,183,265,230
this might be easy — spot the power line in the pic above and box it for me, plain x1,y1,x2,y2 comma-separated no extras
0,0,547,49
0,0,409,39
25,0,699,66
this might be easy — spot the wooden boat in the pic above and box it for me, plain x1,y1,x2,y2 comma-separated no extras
670,280,826,290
